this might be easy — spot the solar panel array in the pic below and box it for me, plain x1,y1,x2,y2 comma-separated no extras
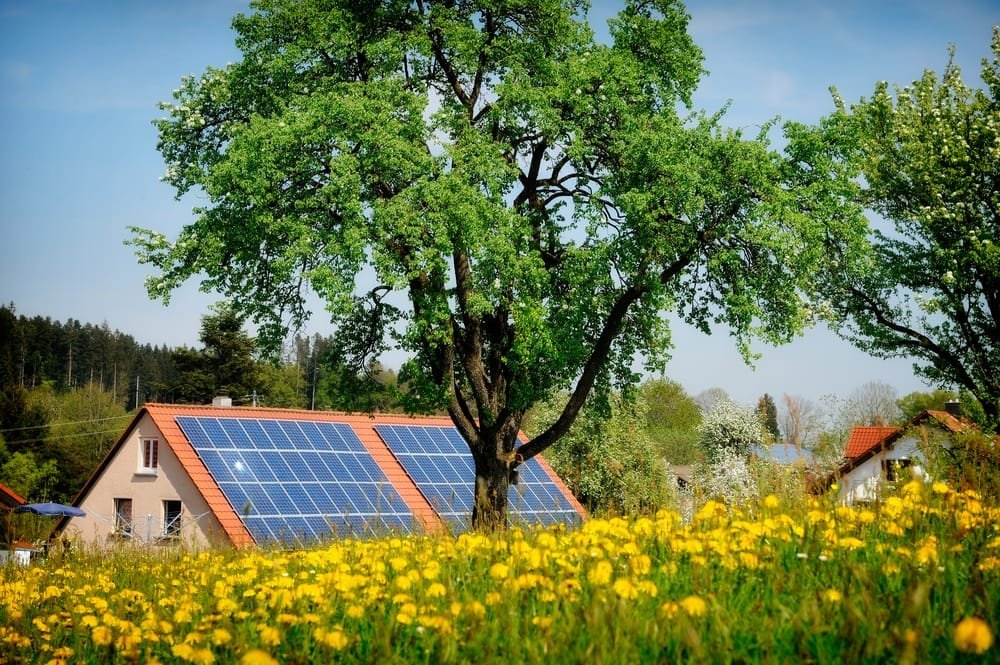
175,416,413,543
374,424,581,530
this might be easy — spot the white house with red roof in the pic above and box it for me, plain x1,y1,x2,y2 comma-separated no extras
832,406,973,504
56,401,584,549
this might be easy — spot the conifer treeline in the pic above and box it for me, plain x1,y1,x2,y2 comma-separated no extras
1,304,176,408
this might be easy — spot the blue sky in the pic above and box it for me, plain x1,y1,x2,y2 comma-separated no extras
0,0,996,406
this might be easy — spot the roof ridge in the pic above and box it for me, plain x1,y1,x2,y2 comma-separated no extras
142,403,452,420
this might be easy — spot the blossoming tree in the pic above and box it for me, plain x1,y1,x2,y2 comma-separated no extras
131,0,830,528
784,29,1000,426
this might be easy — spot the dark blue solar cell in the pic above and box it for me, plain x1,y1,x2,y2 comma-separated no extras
257,420,288,448
260,451,294,480
219,419,250,444
279,421,312,450
297,422,329,451
241,419,276,449
242,485,277,515
340,454,373,483
283,483,319,514
220,483,251,515
268,485,297,514
199,418,234,448
240,450,274,482
199,450,234,482
283,452,317,481
177,418,211,447
242,517,273,543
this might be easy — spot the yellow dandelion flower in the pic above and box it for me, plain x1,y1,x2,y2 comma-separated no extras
763,495,780,509
425,582,447,598
954,617,993,654
240,649,279,665
191,648,216,665
346,604,365,619
466,600,487,617
313,627,350,650
658,602,678,619
257,625,281,647
172,644,195,661
212,628,232,646
485,592,502,606
931,481,950,495
587,560,613,586
823,589,842,604
612,577,638,600
679,595,707,617
978,557,1000,572
532,616,553,629
91,625,113,648
489,562,510,580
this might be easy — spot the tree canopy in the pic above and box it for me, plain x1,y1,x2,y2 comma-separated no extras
132,0,827,526
785,28,1000,426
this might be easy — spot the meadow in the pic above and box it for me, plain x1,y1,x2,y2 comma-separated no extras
0,480,996,664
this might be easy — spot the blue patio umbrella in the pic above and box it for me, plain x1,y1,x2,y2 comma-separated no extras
13,502,85,517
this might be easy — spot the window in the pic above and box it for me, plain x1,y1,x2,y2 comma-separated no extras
163,500,182,539
141,438,158,472
114,498,133,539
882,458,912,483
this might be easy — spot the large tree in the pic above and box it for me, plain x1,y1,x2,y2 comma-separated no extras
132,0,824,527
785,29,1000,426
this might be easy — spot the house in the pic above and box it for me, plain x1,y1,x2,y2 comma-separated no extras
56,402,585,548
831,406,974,504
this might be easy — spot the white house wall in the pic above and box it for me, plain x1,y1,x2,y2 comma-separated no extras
63,412,228,549
839,435,932,504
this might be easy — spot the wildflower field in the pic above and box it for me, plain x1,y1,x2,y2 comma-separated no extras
1,481,997,664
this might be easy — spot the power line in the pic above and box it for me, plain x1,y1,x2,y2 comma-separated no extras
2,427,126,447
0,414,132,435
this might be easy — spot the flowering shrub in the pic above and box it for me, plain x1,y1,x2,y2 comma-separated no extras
691,446,758,507
698,399,764,459
0,480,995,664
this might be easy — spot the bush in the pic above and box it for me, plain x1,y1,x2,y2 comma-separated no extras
526,391,674,514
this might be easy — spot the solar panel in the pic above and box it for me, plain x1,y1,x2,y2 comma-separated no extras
176,416,414,543
374,424,581,530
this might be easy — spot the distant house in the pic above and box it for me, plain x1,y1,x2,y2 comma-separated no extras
56,402,584,548
830,407,974,504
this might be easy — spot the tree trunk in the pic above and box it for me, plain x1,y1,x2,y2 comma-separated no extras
471,454,510,532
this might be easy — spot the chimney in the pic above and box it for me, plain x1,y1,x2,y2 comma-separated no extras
944,400,962,417
212,392,233,408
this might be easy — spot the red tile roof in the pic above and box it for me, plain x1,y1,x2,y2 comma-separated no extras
844,426,898,459
66,403,585,546
0,480,26,510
